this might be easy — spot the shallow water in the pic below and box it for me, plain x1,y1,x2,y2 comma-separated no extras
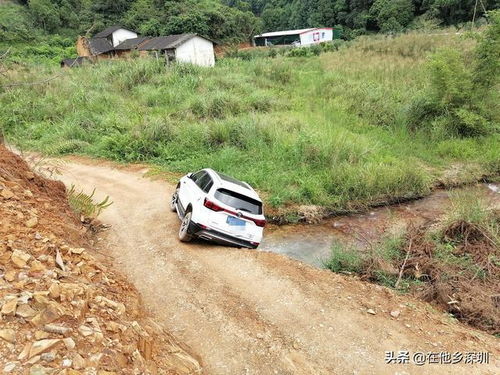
260,183,500,267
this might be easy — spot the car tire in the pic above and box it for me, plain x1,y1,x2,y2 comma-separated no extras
179,211,193,242
170,189,178,212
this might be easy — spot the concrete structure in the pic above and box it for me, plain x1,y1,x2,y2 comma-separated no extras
254,27,339,47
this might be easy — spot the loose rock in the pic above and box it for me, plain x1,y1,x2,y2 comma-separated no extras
0,329,16,343
3,362,17,373
1,296,18,316
1,188,14,199
43,324,72,335
26,217,39,228
29,339,61,359
11,249,31,268
16,304,37,319
390,310,401,318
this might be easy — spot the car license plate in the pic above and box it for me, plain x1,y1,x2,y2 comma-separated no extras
227,216,246,227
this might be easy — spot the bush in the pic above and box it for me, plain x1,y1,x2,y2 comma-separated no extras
408,12,500,137
224,42,343,61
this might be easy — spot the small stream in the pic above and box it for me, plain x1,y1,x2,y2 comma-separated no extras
260,183,500,267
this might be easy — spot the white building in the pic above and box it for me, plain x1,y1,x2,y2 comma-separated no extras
94,26,138,47
299,28,333,46
254,28,334,47
137,34,216,67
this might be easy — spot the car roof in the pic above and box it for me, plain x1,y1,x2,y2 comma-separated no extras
203,169,261,201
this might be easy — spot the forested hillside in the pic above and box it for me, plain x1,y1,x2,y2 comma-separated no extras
1,0,498,44
249,0,499,36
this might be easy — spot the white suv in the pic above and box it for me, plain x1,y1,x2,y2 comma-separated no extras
170,169,265,249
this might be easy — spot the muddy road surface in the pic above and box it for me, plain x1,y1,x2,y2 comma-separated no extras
53,158,499,375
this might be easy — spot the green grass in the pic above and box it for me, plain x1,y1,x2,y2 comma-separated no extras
1,31,499,214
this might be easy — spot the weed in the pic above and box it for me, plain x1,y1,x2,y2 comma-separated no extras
323,243,364,273
67,185,113,218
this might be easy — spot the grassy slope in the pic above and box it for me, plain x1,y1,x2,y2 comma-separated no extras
1,32,499,214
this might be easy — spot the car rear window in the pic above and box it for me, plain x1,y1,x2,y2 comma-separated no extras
214,189,262,215
216,172,249,190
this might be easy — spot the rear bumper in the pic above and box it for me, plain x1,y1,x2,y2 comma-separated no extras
190,222,259,249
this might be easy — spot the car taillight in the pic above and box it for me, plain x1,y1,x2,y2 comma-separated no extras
253,219,266,227
204,198,224,212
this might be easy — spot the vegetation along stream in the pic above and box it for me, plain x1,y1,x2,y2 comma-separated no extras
261,183,500,267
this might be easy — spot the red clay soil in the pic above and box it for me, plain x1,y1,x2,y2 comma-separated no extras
0,145,83,244
0,144,201,374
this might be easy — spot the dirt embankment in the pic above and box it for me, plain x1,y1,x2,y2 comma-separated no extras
0,145,201,374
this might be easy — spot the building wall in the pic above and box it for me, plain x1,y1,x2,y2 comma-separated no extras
76,36,91,57
111,29,138,47
299,28,333,46
175,36,215,67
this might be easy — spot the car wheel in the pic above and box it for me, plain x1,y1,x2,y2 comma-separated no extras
179,211,193,242
170,189,178,212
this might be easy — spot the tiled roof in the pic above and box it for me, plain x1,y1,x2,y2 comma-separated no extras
138,34,197,51
114,37,151,50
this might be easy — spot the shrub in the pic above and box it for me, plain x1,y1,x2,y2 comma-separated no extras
190,92,242,119
139,118,175,143
408,12,500,137
286,47,315,58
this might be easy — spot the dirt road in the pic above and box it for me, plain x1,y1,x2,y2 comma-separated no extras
55,158,499,375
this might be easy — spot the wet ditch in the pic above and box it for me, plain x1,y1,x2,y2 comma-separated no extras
260,183,499,267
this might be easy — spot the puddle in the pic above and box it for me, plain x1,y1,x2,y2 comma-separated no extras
260,183,499,267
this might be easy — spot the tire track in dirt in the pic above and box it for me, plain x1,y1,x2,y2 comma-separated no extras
53,157,499,375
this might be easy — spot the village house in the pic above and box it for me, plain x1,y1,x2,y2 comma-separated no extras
72,26,215,67
253,27,341,47
137,34,215,67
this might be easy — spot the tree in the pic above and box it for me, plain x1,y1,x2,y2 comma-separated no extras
370,0,414,32
0,3,34,41
29,0,61,32
473,9,500,89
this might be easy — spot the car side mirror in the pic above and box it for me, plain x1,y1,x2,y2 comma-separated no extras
187,173,193,179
